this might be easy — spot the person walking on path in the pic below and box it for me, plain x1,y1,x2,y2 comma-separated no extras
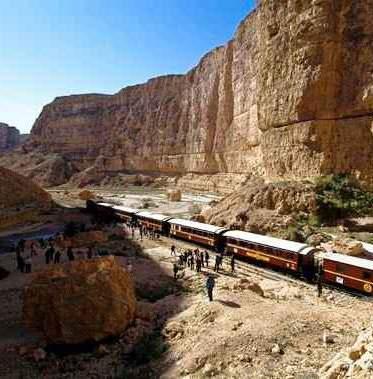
171,245,176,256
206,275,215,302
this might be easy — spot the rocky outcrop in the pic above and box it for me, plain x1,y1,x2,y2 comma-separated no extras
202,179,316,232
5,0,373,189
0,167,52,229
0,123,21,152
23,256,136,345
320,327,373,378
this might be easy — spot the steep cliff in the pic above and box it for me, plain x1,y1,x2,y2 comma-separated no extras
6,0,373,189
0,123,21,152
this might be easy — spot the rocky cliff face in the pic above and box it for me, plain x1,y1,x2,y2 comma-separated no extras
0,123,21,152
11,0,373,189
0,167,52,229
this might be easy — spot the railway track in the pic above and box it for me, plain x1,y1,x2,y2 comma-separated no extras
153,235,372,301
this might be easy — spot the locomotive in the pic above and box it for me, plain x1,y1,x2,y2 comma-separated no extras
87,200,373,295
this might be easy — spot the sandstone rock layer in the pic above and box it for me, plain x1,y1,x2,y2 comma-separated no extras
0,167,52,229
23,256,136,345
5,0,373,189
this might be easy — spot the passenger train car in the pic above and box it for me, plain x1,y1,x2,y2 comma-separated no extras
112,205,139,223
87,200,373,295
223,230,316,279
136,211,172,234
321,252,373,294
169,219,227,250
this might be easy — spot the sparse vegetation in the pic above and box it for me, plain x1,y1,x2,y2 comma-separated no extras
314,174,373,223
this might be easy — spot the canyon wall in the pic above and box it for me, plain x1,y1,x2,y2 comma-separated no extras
9,0,373,188
0,123,21,152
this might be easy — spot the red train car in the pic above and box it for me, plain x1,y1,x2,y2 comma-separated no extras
112,205,139,223
136,211,172,234
321,252,373,294
169,219,227,250
223,230,316,277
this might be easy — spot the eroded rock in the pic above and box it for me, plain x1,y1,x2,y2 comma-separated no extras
23,256,136,345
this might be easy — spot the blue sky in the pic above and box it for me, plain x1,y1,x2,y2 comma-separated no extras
0,0,255,133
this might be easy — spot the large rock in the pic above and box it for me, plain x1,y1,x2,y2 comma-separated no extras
23,256,136,345
322,239,364,256
2,1,373,189
167,189,182,202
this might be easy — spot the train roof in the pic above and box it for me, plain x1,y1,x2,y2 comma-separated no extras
322,252,373,271
223,230,312,255
112,205,140,214
168,219,227,234
136,211,172,222
97,202,114,208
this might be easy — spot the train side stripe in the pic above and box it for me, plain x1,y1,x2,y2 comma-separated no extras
227,243,296,265
324,269,373,286
171,230,214,244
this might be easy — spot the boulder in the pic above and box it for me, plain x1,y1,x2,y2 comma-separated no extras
322,239,364,257
23,256,136,345
167,189,182,202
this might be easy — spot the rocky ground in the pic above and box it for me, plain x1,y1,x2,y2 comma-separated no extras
1,212,373,378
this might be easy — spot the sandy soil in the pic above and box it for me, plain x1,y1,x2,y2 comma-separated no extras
0,220,373,378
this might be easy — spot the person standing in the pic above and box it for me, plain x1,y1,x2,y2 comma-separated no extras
190,254,195,271
173,263,179,280
196,255,202,273
214,255,219,272
54,250,61,264
206,275,215,302
67,247,75,261
205,251,209,268
317,272,323,298
171,245,176,256
45,248,51,265
230,255,236,273
87,247,93,259
24,254,32,273
139,226,143,241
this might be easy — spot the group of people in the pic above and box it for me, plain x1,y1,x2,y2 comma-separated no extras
126,221,161,241
14,235,99,274
171,245,238,302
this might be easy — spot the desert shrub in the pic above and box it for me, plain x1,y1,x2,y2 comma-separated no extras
315,174,373,222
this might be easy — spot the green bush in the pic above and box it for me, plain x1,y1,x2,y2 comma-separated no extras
315,174,373,222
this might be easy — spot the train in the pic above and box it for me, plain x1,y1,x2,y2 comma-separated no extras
87,200,373,295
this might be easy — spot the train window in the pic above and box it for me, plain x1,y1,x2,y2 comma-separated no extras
363,271,371,280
